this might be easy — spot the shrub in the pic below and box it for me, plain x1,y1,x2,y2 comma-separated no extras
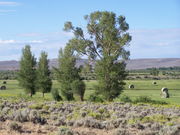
134,96,152,103
9,122,21,131
29,103,43,110
51,89,62,101
118,95,132,103
88,112,102,120
88,94,104,102
133,96,167,105
57,126,74,135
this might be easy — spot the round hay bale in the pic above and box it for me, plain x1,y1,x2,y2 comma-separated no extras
3,81,6,84
0,86,6,90
129,84,134,89
161,87,169,98
152,81,157,85
161,87,168,92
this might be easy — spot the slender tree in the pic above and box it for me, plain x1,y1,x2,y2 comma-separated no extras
18,45,36,97
55,43,85,101
37,51,52,97
64,11,131,101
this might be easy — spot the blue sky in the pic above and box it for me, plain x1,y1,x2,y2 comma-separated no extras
0,0,180,60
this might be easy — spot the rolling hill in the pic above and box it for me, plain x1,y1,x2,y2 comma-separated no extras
0,58,180,71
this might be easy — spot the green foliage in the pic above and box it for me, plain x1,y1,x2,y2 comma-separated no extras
55,44,85,101
133,96,168,105
150,68,159,76
29,103,43,110
51,88,62,101
141,114,170,124
134,96,152,103
64,11,131,101
80,63,95,80
95,59,127,101
88,94,104,102
128,114,171,125
57,126,73,135
37,51,52,97
71,80,85,101
88,112,102,120
0,71,17,80
18,45,37,97
115,94,132,103
0,80,180,104
114,95,168,105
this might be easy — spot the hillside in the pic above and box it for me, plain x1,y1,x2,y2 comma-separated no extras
0,58,180,71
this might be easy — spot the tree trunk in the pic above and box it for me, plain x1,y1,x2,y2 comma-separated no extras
30,92,32,97
80,95,84,101
43,93,44,98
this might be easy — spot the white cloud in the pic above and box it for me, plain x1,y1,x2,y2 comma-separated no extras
0,30,71,60
129,28,180,58
0,9,16,13
27,40,44,44
0,39,16,44
1,28,179,61
0,39,44,45
0,1,19,6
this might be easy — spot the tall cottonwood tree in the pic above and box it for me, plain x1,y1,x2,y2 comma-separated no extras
18,45,37,97
64,11,131,101
37,51,52,97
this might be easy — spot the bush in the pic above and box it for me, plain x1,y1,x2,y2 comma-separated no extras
9,122,21,131
57,126,74,135
88,94,104,102
51,89,62,101
116,95,132,103
134,96,152,103
133,96,167,105
29,103,43,110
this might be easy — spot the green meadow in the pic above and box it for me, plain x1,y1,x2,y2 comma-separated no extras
0,79,180,104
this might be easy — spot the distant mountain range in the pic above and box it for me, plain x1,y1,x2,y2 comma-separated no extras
0,58,180,71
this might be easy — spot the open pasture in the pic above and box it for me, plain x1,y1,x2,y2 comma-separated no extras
0,79,179,104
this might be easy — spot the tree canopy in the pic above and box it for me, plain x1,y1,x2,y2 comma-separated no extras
64,11,131,101
37,51,52,97
18,45,37,97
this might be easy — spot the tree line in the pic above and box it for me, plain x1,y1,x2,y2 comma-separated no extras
18,11,131,101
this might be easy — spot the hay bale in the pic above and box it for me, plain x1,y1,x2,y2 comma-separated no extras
152,81,157,85
161,87,169,98
3,81,6,84
129,84,134,89
0,86,6,90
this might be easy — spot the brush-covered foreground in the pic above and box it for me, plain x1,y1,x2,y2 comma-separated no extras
0,99,180,135
0,80,180,135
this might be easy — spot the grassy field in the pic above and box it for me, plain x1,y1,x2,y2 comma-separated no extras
0,79,180,104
